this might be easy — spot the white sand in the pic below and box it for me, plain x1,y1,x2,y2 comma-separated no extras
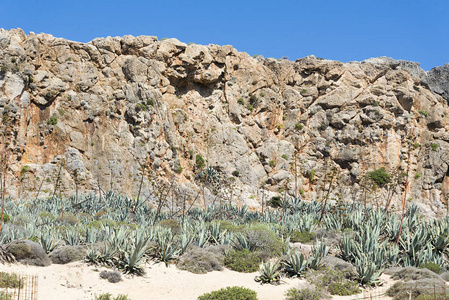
0,261,395,300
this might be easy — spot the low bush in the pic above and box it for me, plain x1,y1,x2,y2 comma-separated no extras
387,278,447,300
56,212,79,225
368,167,391,186
268,196,282,208
305,267,360,296
391,267,442,281
177,246,225,274
7,240,51,266
284,287,327,300
327,281,360,296
224,249,260,273
197,286,258,300
49,245,86,264
419,262,442,274
289,231,316,244
100,270,122,283
218,220,241,232
95,293,130,300
158,219,181,235
0,272,23,288
242,224,282,257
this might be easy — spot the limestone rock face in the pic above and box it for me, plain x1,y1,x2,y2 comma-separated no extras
1,28,449,216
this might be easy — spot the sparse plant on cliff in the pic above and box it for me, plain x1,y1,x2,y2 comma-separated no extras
46,116,58,126
295,123,303,130
431,143,439,151
195,154,206,169
368,167,391,186
418,109,428,117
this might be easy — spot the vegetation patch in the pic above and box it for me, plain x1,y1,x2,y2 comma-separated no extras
284,287,328,300
224,249,260,273
289,231,316,244
197,286,258,300
368,167,391,186
177,246,225,274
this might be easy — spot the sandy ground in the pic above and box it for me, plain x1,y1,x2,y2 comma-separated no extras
0,261,396,300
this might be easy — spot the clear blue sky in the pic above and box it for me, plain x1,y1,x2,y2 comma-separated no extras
1,0,448,70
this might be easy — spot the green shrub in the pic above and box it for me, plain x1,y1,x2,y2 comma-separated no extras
289,231,316,243
146,99,154,106
418,109,428,117
175,166,183,174
281,154,288,160
224,249,261,273
0,272,23,288
20,165,30,177
419,262,442,274
158,219,181,235
219,220,242,232
47,116,58,126
196,155,206,169
237,98,244,105
243,224,282,257
269,160,275,167
135,103,148,112
268,196,282,208
305,267,360,296
247,104,254,111
309,170,316,182
95,294,131,300
57,212,79,225
2,213,10,223
368,167,391,186
197,286,258,300
328,281,360,296
431,143,439,151
414,173,421,179
284,287,325,300
232,170,240,177
295,123,304,130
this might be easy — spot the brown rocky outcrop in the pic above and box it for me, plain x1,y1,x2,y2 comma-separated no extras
1,28,449,216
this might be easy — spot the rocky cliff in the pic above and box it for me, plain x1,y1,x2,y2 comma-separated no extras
1,28,449,217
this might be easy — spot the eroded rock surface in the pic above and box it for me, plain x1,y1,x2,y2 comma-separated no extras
1,28,449,216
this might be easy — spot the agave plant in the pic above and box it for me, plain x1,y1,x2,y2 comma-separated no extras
309,239,329,270
40,231,60,254
354,254,383,286
283,251,309,277
119,232,149,275
64,227,81,246
256,260,281,284
85,247,102,264
155,228,180,264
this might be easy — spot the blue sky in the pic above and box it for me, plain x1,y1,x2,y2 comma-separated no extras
1,0,448,70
